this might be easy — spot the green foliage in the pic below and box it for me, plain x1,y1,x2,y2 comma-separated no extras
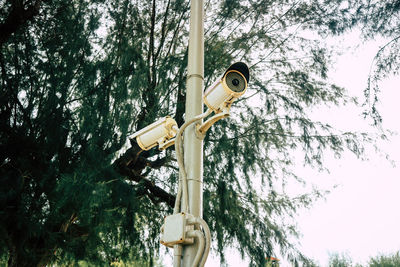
328,252,353,267
0,0,377,266
301,0,400,124
325,251,400,267
368,251,400,267
48,258,165,267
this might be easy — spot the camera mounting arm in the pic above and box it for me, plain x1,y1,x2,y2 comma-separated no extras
195,107,230,140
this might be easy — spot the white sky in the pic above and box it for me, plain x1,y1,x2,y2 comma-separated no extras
295,36,400,266
163,34,400,266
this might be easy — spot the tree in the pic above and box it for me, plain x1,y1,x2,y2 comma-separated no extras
0,0,373,266
368,251,400,267
301,0,400,124
328,252,353,267
325,251,400,267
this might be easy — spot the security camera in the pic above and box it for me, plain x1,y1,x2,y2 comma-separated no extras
131,116,178,151
204,62,250,113
195,62,250,139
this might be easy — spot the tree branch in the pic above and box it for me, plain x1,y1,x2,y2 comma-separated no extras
0,0,43,47
113,143,175,208
154,0,171,60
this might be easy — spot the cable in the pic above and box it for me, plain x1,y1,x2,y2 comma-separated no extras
197,217,211,267
173,178,182,214
172,109,212,267
174,109,212,213
186,230,205,267
187,216,211,267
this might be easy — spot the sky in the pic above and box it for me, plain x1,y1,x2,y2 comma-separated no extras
209,34,400,266
163,34,400,266
295,36,400,266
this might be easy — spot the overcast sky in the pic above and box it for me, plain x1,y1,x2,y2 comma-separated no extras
295,34,400,266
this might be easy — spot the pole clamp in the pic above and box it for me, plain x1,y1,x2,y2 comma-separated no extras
187,74,204,80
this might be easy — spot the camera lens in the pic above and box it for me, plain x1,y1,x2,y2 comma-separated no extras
226,71,245,92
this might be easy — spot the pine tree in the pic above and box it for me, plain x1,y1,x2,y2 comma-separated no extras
328,253,353,267
301,0,400,124
0,0,374,266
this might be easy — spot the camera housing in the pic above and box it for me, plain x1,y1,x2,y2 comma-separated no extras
196,62,250,139
131,116,178,150
204,62,249,113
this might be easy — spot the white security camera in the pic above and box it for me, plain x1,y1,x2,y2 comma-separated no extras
131,116,178,151
204,62,250,113
196,62,250,138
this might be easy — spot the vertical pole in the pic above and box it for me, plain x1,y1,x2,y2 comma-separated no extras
182,0,204,266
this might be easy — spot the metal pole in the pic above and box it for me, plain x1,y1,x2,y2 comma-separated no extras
182,0,204,266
